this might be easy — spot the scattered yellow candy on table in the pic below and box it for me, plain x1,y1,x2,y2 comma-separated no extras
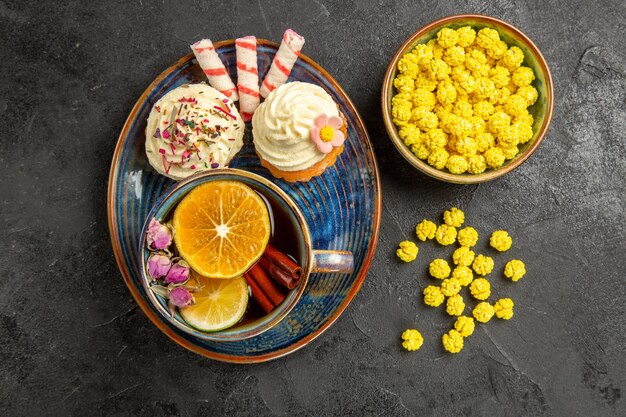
453,246,475,266
429,258,451,279
454,316,475,337
469,277,491,300
441,278,462,297
494,298,515,320
446,294,465,316
443,207,465,227
442,329,464,353
423,285,445,307
416,219,437,241
435,224,457,245
391,26,538,175
473,302,495,323
396,240,419,262
457,226,479,247
452,266,474,286
472,254,494,275
504,259,526,281
401,328,424,351
490,230,513,251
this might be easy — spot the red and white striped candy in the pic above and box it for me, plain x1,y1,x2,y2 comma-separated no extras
191,39,238,101
235,36,260,122
260,29,305,98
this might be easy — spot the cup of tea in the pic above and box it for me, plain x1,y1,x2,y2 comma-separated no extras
139,168,354,342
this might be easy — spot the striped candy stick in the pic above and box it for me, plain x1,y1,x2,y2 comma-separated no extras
235,36,260,122
260,29,305,98
190,39,239,101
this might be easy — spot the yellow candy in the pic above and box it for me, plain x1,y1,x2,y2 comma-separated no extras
401,328,424,351
428,148,449,169
446,294,465,316
392,103,412,122
490,230,512,251
504,259,526,281
441,278,461,297
473,101,494,120
426,129,448,150
504,94,527,117
512,66,535,87
437,27,459,48
411,44,434,65
396,240,419,262
398,53,420,78
436,224,457,245
472,254,494,275
516,122,534,144
411,144,431,160
456,26,476,47
415,219,437,241
443,46,466,67
453,245,475,265
412,88,437,110
476,132,496,153
502,46,524,70
489,65,510,88
423,285,445,307
494,298,515,320
443,207,465,227
393,74,415,93
497,124,521,148
467,155,487,174
474,77,496,100
429,258,451,279
452,266,474,286
436,80,457,105
517,85,538,106
442,329,464,353
414,73,438,91
499,144,519,160
457,226,479,247
476,28,500,49
473,302,495,323
453,100,474,118
488,111,511,135
429,59,451,80
484,147,506,168
455,137,478,156
454,316,475,337
469,278,491,300
446,155,468,174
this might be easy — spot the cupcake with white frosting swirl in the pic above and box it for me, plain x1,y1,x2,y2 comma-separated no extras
252,81,347,182
145,83,244,180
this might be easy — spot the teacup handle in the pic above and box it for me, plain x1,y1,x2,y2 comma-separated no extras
312,250,354,274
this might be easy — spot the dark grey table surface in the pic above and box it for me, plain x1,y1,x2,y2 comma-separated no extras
2,0,625,416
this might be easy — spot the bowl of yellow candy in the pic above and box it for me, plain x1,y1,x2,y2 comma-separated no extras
381,14,554,183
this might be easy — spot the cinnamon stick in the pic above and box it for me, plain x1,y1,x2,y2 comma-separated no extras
244,273,273,314
259,256,297,289
263,244,303,280
248,264,285,306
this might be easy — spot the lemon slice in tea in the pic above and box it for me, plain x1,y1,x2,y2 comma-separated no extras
173,181,271,279
180,274,249,332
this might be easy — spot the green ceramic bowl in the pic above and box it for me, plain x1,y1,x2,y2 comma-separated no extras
382,14,554,184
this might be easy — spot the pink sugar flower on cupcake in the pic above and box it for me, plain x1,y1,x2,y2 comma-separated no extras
311,114,346,154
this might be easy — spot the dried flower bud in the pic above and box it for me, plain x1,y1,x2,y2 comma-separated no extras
147,253,171,280
147,218,172,250
164,261,190,284
169,287,195,308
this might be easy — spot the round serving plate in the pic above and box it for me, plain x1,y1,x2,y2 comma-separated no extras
107,39,381,363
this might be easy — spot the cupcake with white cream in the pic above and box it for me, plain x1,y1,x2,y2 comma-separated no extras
252,81,347,182
145,83,244,180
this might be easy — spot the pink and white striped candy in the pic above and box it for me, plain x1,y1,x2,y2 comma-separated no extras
191,39,239,101
235,36,260,122
260,29,305,98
